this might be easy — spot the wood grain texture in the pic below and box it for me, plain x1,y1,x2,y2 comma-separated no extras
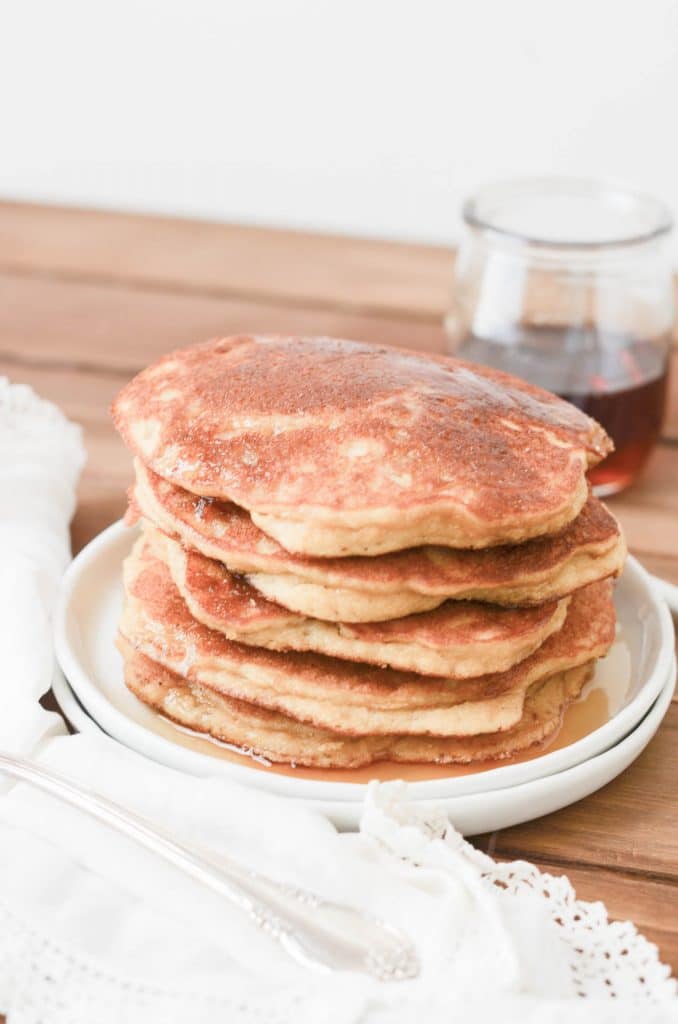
474,704,678,877
0,201,676,979
0,198,676,438
0,200,452,317
0,270,447,376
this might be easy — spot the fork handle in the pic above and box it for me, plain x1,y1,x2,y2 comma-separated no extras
0,751,418,979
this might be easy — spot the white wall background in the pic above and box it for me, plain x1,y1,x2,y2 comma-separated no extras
1,0,677,249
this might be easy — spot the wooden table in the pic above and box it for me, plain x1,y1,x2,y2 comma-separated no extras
1,201,676,970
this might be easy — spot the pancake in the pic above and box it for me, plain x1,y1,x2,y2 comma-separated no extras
119,638,594,768
119,535,616,738
156,526,570,678
112,336,612,556
132,459,626,620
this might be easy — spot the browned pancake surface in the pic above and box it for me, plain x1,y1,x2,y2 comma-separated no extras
133,460,625,612
118,535,616,736
158,526,569,678
113,336,611,550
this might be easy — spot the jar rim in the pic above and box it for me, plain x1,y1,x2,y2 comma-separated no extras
463,177,673,250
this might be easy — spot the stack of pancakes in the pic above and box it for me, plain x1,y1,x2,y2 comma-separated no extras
112,335,625,769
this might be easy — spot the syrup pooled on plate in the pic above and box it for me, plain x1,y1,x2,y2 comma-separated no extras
254,683,611,784
456,326,669,496
158,638,631,783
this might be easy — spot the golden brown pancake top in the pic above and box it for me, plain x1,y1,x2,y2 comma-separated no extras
112,336,612,542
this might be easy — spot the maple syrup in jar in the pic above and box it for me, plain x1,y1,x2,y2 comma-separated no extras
447,178,674,495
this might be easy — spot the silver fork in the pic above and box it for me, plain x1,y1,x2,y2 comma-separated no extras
0,751,419,981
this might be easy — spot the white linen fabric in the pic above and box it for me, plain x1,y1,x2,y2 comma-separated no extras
0,375,675,1024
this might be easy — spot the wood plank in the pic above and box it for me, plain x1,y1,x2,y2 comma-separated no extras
474,703,678,880
2,200,678,349
2,190,677,440
0,271,446,377
0,201,452,319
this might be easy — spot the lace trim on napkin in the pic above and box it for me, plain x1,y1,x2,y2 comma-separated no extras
0,789,675,1024
361,782,677,1004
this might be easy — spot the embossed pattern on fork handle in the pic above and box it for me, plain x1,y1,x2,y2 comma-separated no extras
0,752,419,980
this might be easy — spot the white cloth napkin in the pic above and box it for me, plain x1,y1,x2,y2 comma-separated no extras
0,375,675,1024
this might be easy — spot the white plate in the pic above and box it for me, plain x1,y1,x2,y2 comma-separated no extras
51,662,677,833
319,670,676,831
53,520,676,804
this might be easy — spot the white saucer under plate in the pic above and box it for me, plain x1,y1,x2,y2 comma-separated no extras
54,520,676,806
52,661,676,833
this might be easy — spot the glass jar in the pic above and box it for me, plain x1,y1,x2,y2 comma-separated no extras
446,178,674,495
